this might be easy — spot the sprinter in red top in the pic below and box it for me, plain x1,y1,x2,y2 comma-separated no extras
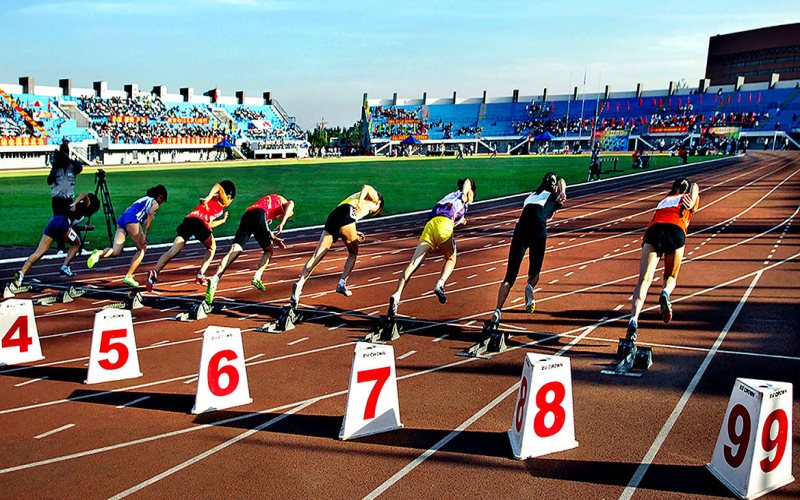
204,194,295,305
626,177,700,342
146,181,235,291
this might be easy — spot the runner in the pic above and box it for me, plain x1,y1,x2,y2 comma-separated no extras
145,181,235,291
625,177,700,342
12,193,100,287
86,185,168,287
204,193,295,304
489,172,567,326
386,178,476,317
289,185,383,307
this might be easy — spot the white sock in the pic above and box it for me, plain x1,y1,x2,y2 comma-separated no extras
211,275,219,285
436,279,445,290
253,271,263,281
390,292,400,303
338,278,347,288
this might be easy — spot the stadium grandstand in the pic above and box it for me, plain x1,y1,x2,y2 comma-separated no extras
364,75,800,156
0,77,307,169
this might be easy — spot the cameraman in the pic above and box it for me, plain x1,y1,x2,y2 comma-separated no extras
48,140,84,216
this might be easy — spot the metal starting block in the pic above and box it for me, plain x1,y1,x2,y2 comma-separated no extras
58,286,86,304
459,320,509,358
364,315,402,343
175,301,224,322
3,283,33,298
101,291,144,311
256,305,302,333
601,338,653,377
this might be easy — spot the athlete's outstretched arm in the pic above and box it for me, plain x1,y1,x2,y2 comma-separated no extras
276,199,295,234
358,184,380,204
201,183,232,207
144,201,160,234
209,211,230,228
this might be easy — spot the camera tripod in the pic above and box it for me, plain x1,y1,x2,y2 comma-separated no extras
84,169,116,247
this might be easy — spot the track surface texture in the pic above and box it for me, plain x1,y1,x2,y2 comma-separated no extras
0,152,798,499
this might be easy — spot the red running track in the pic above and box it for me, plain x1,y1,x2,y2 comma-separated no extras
0,152,798,498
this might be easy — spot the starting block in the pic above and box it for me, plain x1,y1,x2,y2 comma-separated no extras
175,301,224,322
459,320,509,358
601,338,653,377
36,286,87,307
101,291,144,311
364,315,402,343
256,305,302,333
3,283,33,299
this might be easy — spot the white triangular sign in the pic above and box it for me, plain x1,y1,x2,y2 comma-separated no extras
192,326,252,414
339,342,403,440
707,378,794,499
0,299,44,366
508,353,578,459
85,309,143,384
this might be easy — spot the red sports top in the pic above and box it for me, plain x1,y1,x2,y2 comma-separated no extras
246,194,287,221
187,198,224,229
647,194,699,234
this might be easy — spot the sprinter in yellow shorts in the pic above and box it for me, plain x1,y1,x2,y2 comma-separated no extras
386,178,476,318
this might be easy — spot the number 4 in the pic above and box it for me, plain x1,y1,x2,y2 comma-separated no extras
1,316,32,352
357,367,391,420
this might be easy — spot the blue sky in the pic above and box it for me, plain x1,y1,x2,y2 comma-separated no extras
1,0,797,129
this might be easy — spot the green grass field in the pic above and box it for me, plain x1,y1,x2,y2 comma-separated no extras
0,154,704,248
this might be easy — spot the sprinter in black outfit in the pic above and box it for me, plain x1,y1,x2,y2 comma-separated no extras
489,172,567,325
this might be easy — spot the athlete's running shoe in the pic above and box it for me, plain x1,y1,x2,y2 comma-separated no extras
87,249,100,269
289,282,301,309
205,276,219,305
659,291,673,324
145,269,158,292
626,319,638,343
336,282,353,297
123,275,140,288
11,271,23,288
388,295,399,319
59,265,75,277
434,284,447,304
525,284,536,314
251,277,266,291
195,274,207,287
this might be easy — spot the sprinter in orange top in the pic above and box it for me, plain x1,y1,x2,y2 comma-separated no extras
626,177,700,342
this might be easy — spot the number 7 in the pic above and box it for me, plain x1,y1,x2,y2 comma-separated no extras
357,367,391,420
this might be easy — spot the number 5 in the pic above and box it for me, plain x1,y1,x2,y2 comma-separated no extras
98,329,130,370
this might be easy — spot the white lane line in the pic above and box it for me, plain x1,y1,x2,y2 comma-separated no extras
485,267,496,272
466,274,477,280
464,320,477,327
432,334,448,343
34,424,75,440
290,257,301,262
620,271,764,500
109,399,317,499
244,353,265,362
324,266,337,271
614,304,624,311
548,279,559,285
287,337,309,346
116,396,151,409
150,340,169,346
328,323,347,331
397,350,416,360
579,265,588,270
238,314,258,321
564,272,574,277
368,277,382,282
183,377,198,385
511,297,523,303
15,377,48,388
